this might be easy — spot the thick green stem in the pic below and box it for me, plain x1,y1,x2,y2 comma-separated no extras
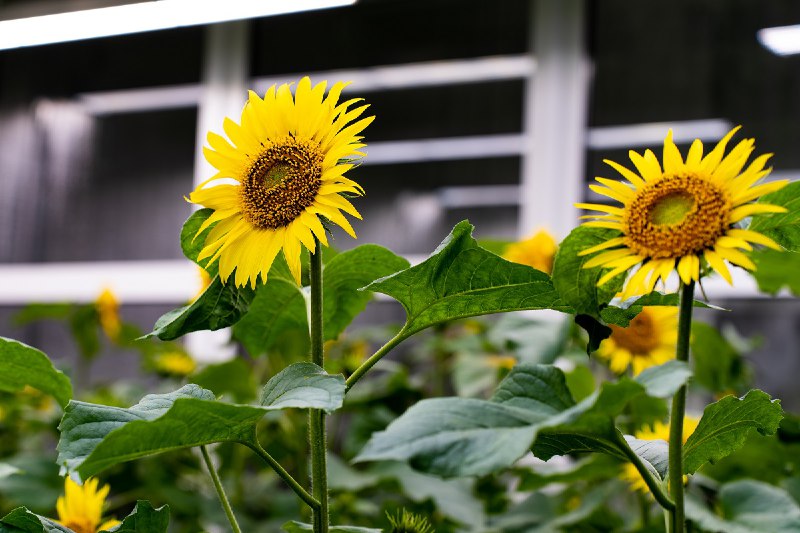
309,241,329,533
245,439,319,510
345,330,407,392
200,445,242,533
668,281,695,532
614,431,675,512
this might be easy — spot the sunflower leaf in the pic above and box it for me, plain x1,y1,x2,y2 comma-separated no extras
748,180,800,252
58,368,344,479
323,244,409,341
362,221,569,339
103,501,170,533
682,389,783,474
0,337,72,408
146,277,257,340
685,480,800,533
355,362,688,477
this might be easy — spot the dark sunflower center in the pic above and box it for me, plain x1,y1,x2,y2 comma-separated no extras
623,173,730,258
240,137,323,229
609,311,659,355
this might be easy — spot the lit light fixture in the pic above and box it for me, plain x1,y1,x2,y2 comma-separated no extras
0,0,355,51
757,24,800,56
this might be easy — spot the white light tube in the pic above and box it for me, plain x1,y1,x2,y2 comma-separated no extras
0,0,355,51
757,25,800,56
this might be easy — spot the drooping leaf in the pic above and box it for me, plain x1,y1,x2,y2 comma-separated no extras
0,337,72,408
683,389,783,474
322,244,409,341
146,277,257,340
363,221,569,338
102,501,170,533
625,435,669,480
356,362,690,477
686,480,800,533
551,226,623,317
58,367,344,479
747,180,800,252
259,362,345,414
232,278,307,357
282,522,381,533
0,507,72,533
748,249,800,296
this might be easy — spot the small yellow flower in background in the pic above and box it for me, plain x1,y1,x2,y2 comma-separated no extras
485,355,517,370
577,127,787,298
56,477,120,533
95,288,121,341
503,229,558,274
596,306,677,375
192,266,213,301
189,77,374,288
622,417,700,493
153,351,196,376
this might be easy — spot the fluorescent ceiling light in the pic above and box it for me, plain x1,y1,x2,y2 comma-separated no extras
757,25,800,56
0,0,355,51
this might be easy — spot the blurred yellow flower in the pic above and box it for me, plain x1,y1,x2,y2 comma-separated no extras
153,351,196,376
503,229,558,274
95,288,121,341
56,477,120,533
596,306,678,375
578,127,787,298
188,77,374,288
622,417,699,493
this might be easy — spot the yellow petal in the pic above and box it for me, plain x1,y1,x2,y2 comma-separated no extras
604,159,646,187
727,228,782,250
700,125,741,173
583,248,635,268
578,237,626,256
715,246,756,271
575,202,625,216
704,249,732,285
729,203,787,222
662,129,684,173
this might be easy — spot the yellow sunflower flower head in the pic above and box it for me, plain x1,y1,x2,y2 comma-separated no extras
596,306,678,376
503,228,558,274
189,77,374,288
153,351,196,376
577,127,788,298
621,416,700,493
95,287,121,341
56,477,121,533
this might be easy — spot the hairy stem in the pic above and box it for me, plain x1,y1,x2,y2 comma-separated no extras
200,445,242,533
668,281,695,532
614,431,675,512
345,330,407,392
309,241,329,533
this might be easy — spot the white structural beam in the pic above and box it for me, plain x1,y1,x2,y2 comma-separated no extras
519,0,589,240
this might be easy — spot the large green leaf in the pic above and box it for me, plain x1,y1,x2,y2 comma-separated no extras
0,337,72,408
683,389,783,474
322,244,409,341
747,180,800,252
103,501,170,533
232,278,307,357
748,249,800,296
686,480,800,533
363,221,568,338
355,362,690,477
58,367,344,479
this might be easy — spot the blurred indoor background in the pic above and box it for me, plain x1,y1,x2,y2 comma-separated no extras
0,0,799,408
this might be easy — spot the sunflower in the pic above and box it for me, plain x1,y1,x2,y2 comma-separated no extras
188,77,374,288
95,288,120,341
503,229,558,274
152,351,196,376
622,417,700,493
596,306,678,375
577,127,788,297
55,477,120,533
